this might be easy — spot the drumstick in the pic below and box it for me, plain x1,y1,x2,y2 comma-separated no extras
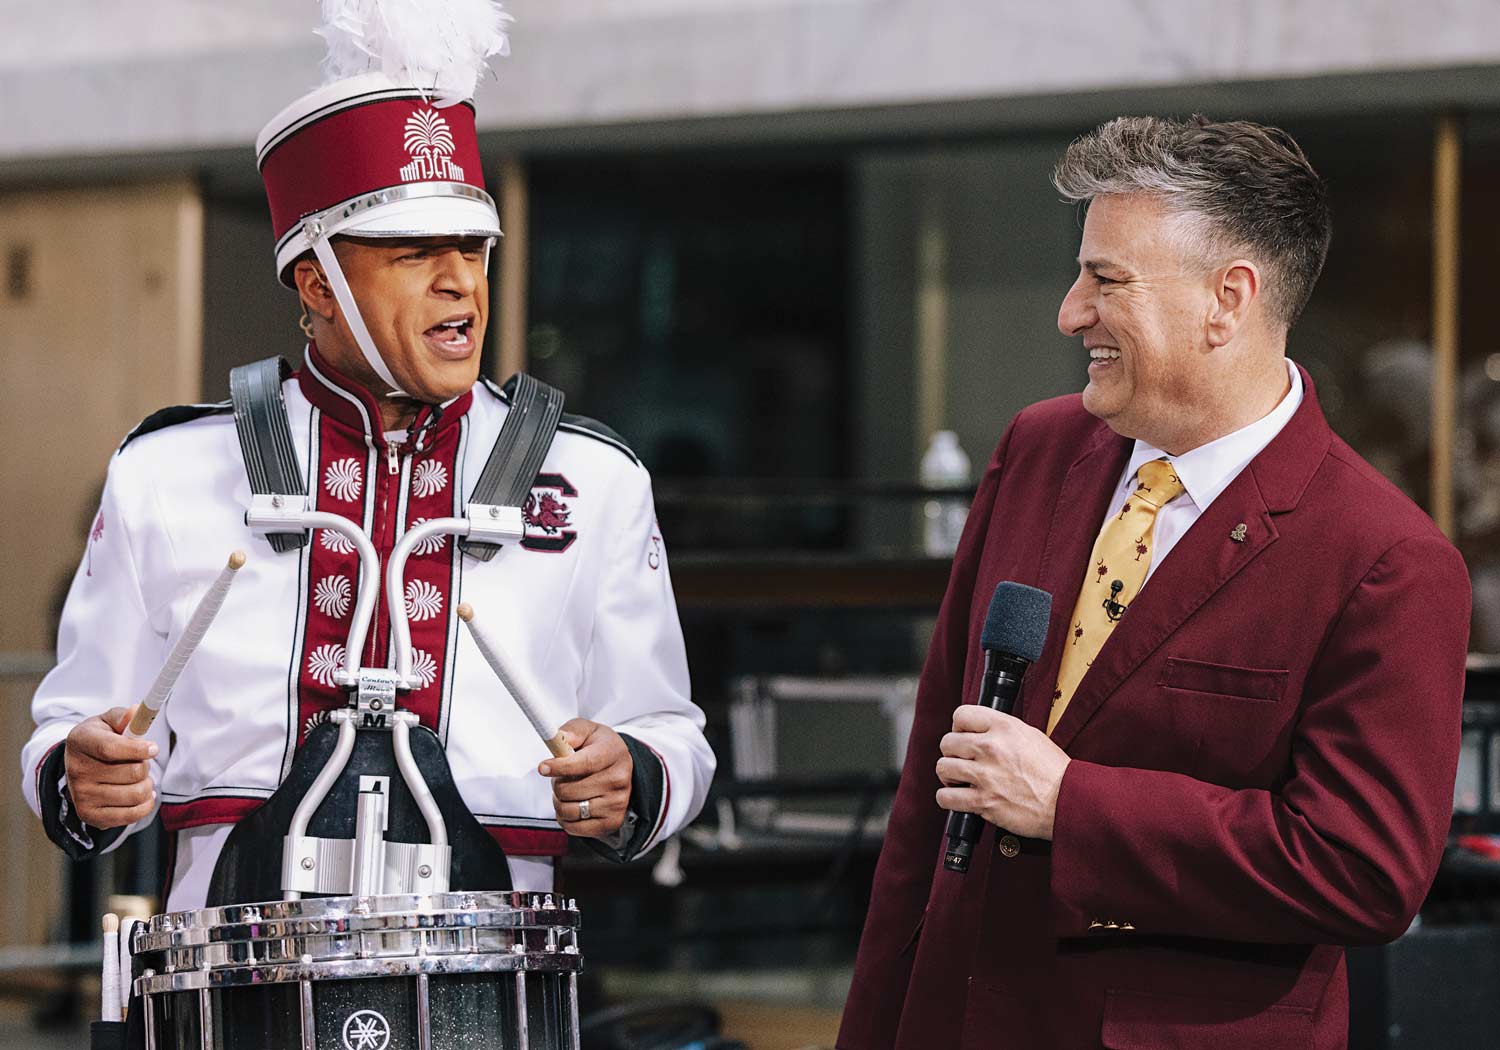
118,916,141,1017
101,913,120,1023
456,603,574,758
127,551,246,738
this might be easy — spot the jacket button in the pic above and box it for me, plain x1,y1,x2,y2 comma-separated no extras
997,834,1021,858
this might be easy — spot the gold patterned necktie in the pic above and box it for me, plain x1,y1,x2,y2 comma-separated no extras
1047,458,1186,735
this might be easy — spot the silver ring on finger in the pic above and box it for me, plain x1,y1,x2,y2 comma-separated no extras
577,798,591,821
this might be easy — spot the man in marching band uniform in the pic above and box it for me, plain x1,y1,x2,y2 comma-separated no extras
20,7,714,911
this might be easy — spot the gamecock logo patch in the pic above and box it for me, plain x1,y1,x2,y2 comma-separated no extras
522,474,579,553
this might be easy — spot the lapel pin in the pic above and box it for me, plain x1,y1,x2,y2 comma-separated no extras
1230,523,1248,543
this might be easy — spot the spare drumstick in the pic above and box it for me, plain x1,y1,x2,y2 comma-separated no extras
457,603,574,758
118,916,141,1017
101,913,120,1023
127,551,246,739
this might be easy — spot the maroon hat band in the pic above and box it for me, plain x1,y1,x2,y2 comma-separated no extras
260,91,487,253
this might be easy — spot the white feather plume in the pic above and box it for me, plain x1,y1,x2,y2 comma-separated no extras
317,0,514,102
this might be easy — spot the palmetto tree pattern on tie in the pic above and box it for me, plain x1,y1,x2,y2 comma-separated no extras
1048,458,1185,734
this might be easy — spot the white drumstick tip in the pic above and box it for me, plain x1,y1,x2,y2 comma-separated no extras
227,550,247,571
457,602,474,622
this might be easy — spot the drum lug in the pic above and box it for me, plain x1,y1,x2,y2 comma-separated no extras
515,970,529,1050
568,971,582,1050
416,972,433,1050
299,979,316,1050
198,988,213,1050
143,985,156,1050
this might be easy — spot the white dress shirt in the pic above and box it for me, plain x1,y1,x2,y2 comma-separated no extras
1108,358,1303,585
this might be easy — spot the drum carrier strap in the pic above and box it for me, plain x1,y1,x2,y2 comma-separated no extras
230,356,564,558
460,371,565,561
230,357,307,554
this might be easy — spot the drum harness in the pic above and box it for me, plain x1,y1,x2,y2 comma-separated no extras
223,357,565,904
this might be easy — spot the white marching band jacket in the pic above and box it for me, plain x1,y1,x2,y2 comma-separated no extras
22,345,715,910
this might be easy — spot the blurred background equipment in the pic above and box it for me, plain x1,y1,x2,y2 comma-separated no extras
918,431,971,557
7,2,1500,1047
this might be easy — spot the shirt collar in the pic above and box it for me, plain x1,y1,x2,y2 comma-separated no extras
296,342,472,449
1125,357,1304,512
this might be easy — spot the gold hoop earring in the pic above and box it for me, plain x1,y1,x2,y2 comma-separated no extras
299,306,315,340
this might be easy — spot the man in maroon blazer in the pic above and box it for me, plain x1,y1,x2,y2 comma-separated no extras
839,116,1471,1050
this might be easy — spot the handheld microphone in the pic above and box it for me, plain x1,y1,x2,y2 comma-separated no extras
943,581,1052,873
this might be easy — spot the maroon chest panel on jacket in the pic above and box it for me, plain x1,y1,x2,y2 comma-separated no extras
290,348,470,763
295,412,375,742
393,419,465,730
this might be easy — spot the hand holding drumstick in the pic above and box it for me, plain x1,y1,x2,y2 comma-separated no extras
458,603,635,839
64,551,245,829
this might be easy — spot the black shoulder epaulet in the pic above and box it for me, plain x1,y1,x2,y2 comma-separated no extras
118,402,233,454
482,376,640,466
557,413,640,466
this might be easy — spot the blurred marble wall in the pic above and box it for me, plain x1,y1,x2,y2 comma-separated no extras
5,0,1500,164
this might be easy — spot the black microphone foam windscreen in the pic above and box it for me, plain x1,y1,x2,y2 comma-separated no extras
980,582,1052,663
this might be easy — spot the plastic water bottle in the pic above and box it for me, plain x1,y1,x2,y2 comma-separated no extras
920,430,971,557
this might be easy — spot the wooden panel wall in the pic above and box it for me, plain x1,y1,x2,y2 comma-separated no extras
0,180,203,947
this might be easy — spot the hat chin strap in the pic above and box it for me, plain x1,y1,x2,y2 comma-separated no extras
308,234,411,399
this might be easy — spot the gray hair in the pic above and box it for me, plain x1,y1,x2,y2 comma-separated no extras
1052,115,1331,329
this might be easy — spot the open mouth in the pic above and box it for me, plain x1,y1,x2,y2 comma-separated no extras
424,316,475,355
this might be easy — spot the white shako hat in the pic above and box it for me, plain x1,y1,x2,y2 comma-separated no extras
256,1,512,397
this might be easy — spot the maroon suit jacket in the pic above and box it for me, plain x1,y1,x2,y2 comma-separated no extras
839,368,1470,1050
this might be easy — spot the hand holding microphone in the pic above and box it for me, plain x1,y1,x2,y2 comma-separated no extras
937,581,1058,873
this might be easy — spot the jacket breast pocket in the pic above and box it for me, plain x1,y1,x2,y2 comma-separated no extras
1161,659,1294,785
1102,990,1313,1050
1160,657,1287,703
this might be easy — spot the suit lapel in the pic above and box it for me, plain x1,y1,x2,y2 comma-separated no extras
1016,427,1131,731
1013,363,1331,746
1047,467,1279,749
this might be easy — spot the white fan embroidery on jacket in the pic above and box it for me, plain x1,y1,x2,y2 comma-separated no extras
324,458,363,503
404,580,444,622
408,519,449,556
303,709,331,737
313,574,352,618
409,649,439,689
412,459,449,498
307,643,347,688
320,528,356,555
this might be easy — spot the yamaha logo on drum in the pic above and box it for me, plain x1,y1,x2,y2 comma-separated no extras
342,1009,392,1050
